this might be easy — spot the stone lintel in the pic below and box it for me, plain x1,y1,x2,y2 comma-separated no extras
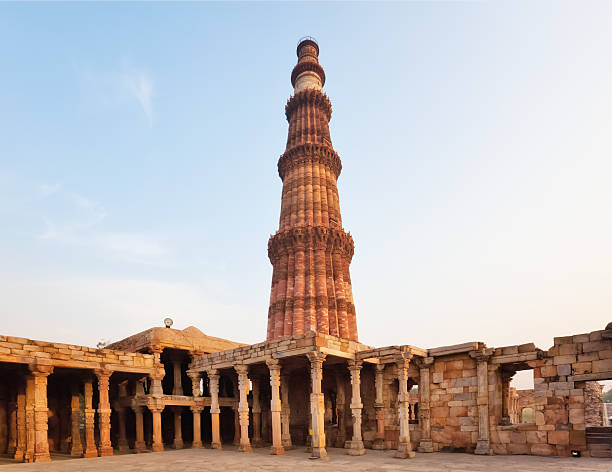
491,352,539,364
428,342,481,357
319,347,355,359
569,371,612,382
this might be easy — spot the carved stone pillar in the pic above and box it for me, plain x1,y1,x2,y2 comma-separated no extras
208,370,222,449
470,349,493,455
372,363,385,450
232,376,240,446
335,368,347,448
95,370,113,456
394,354,415,459
82,377,97,458
345,360,365,455
172,356,183,396
116,407,129,452
500,370,514,426
29,364,53,462
132,406,147,452
7,397,17,456
417,357,434,453
149,346,165,396
280,373,292,450
14,383,25,461
149,405,164,452
234,365,252,452
267,359,284,455
191,406,203,448
171,407,183,449
68,383,82,457
307,351,327,459
251,377,263,447
24,374,35,462
188,371,201,398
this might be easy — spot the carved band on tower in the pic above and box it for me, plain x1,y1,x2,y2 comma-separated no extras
267,38,358,342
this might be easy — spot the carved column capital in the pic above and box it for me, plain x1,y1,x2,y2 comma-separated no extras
266,358,281,371
234,364,249,376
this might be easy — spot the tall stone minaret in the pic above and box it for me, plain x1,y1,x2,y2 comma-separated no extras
266,38,358,342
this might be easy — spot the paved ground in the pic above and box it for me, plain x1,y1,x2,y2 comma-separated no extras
0,447,610,471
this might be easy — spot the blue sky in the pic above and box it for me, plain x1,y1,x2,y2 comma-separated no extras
1,2,611,389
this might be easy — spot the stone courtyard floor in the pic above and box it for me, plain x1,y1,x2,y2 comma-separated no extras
1,447,610,471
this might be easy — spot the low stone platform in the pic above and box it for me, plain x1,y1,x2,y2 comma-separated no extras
1,447,610,471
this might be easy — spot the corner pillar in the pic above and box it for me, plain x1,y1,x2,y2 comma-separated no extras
470,349,493,455
307,351,327,460
394,354,415,459
267,359,284,455
416,357,434,453
234,364,252,452
29,363,53,462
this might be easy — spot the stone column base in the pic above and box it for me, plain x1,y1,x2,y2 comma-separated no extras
270,445,285,455
151,443,164,452
281,441,293,450
474,439,491,455
345,440,366,455
372,437,385,450
33,453,51,462
118,440,130,452
417,439,433,453
310,447,328,460
192,440,203,448
134,440,147,453
98,446,114,457
237,443,252,453
83,449,98,458
211,442,222,450
70,446,83,457
394,443,416,459
173,439,183,449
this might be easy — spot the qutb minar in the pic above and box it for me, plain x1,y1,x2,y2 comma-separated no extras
267,38,358,342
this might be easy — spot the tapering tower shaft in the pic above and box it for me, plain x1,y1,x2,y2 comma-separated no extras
267,39,358,342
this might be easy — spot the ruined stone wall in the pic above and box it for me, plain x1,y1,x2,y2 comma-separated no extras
489,328,612,456
429,354,479,452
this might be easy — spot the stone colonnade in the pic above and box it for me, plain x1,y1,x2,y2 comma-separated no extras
199,352,423,460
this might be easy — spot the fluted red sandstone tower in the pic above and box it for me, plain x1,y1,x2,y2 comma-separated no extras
266,38,358,342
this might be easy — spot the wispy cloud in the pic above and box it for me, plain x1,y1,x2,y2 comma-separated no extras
75,60,155,127
40,189,167,263
122,71,154,126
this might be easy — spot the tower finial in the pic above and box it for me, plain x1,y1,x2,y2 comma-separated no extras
291,37,325,92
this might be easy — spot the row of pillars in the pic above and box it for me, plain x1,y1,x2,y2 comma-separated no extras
201,353,420,459
7,365,113,463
